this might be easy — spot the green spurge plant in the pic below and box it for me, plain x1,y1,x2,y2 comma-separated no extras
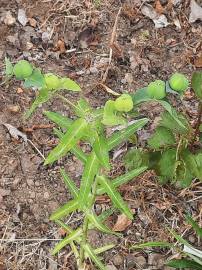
132,215,202,270
5,58,149,269
125,71,202,187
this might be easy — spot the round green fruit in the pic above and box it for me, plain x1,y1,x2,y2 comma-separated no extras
13,60,33,79
169,73,189,92
147,80,166,100
114,94,134,112
44,73,61,90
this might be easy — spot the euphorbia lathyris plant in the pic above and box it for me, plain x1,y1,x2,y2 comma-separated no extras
5,58,148,269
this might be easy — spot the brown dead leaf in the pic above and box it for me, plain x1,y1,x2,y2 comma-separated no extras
28,17,37,27
112,214,132,232
55,39,66,54
122,4,137,20
194,54,202,67
155,0,164,14
17,87,23,94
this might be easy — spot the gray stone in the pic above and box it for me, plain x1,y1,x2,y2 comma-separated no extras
113,254,124,266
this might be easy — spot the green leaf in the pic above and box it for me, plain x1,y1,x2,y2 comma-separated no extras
44,118,87,165
74,99,92,118
83,243,107,270
78,152,99,208
157,148,176,181
102,100,126,126
53,128,87,163
186,215,202,238
94,244,115,255
181,150,202,181
108,118,149,150
148,127,176,149
167,259,202,270
60,169,79,198
124,148,149,171
24,68,45,88
168,228,191,247
159,111,190,135
93,134,110,169
87,211,119,235
97,167,147,195
191,72,202,100
131,87,151,105
44,111,72,129
52,228,82,255
50,199,79,220
25,87,52,118
60,78,81,91
132,241,173,249
158,100,188,131
5,57,13,77
97,175,133,220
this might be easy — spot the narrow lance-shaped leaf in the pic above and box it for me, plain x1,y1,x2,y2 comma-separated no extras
83,243,107,270
93,133,110,169
50,199,79,221
167,259,202,270
53,128,87,163
97,166,147,195
44,111,72,129
97,175,133,220
52,228,82,255
191,71,202,100
44,118,87,165
108,118,149,150
78,152,99,208
186,215,202,238
60,168,79,198
132,241,173,249
87,211,119,236
25,87,52,119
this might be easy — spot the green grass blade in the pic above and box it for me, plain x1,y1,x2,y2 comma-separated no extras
44,118,87,165
131,241,173,249
97,166,147,195
50,199,78,220
52,228,82,255
60,168,79,198
107,118,148,150
78,152,99,208
168,228,191,247
97,175,133,220
83,243,107,270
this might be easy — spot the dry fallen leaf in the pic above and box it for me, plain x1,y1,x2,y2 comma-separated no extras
141,4,169,28
189,0,202,23
28,17,37,27
55,39,66,54
113,214,132,232
3,123,27,142
155,0,164,14
3,11,16,25
18,9,28,26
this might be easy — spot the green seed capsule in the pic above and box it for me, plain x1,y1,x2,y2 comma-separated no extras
44,73,61,90
169,73,189,92
114,94,134,112
13,60,33,79
147,80,166,100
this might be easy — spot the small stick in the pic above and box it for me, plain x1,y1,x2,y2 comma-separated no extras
102,7,122,83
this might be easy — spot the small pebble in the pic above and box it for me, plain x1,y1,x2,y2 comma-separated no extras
44,191,50,199
30,191,36,199
113,254,124,266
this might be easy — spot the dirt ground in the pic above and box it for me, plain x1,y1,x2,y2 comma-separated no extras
0,0,201,269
